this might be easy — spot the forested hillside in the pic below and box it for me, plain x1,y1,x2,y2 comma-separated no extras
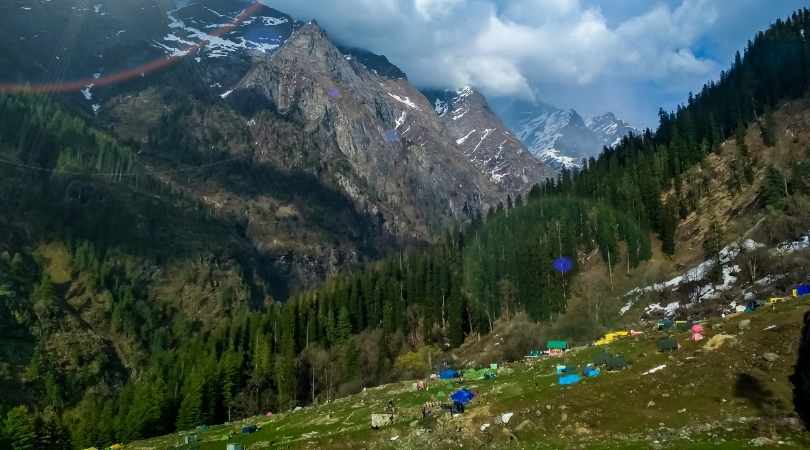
0,93,649,448
0,6,809,450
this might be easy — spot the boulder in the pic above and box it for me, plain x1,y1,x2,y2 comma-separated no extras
703,334,736,351
763,352,779,362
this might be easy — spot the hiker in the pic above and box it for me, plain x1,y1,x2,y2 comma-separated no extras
387,399,396,414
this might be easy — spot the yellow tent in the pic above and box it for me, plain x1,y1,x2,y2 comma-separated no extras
595,330,631,346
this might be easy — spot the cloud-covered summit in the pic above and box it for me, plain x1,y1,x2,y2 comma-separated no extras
262,0,801,127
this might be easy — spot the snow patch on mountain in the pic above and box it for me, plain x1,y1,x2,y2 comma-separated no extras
395,111,408,129
456,129,476,145
538,148,579,170
387,93,421,110
154,5,290,60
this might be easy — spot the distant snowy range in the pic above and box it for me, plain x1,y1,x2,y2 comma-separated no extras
490,97,639,170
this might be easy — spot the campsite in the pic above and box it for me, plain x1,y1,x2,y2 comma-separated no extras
128,297,810,449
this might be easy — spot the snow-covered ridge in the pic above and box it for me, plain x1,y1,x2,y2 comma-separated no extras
537,148,578,170
494,98,637,170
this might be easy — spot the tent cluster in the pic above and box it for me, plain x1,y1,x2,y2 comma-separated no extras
792,284,810,297
760,284,809,306
526,340,569,360
437,364,499,381
555,363,602,386
721,283,810,317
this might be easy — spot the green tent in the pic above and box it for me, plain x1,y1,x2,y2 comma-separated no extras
547,340,567,350
657,337,678,352
463,368,497,380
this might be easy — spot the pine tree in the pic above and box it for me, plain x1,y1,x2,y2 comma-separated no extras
3,406,35,450
176,372,203,431
762,166,787,209
336,306,352,343
761,109,777,147
703,222,724,284
275,321,298,411
661,201,678,255
37,407,70,450
736,120,749,157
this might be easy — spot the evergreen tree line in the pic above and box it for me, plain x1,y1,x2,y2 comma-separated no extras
0,192,650,448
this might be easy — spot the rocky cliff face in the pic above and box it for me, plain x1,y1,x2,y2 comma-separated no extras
425,87,553,194
235,23,499,239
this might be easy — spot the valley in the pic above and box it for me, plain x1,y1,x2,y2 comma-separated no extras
0,1,809,450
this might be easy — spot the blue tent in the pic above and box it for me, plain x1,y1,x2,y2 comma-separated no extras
439,369,459,379
583,367,600,378
558,374,581,385
450,388,475,405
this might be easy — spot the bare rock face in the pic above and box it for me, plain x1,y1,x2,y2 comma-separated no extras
425,87,554,194
236,23,500,240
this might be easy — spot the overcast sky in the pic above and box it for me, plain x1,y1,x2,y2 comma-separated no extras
263,0,804,128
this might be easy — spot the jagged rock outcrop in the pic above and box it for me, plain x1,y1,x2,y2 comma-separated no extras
425,87,553,194
235,22,500,239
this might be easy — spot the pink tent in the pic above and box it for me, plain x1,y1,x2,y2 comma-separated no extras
691,324,704,342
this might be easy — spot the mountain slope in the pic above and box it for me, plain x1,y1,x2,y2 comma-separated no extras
0,0,509,292
424,87,553,194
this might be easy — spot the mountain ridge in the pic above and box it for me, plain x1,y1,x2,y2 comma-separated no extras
423,86,554,194
492,97,639,169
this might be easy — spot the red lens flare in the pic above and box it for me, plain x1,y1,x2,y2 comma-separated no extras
0,1,266,95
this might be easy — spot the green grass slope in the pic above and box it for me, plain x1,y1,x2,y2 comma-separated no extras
132,301,810,449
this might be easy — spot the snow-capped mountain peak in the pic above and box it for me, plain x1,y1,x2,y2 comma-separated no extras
588,112,639,148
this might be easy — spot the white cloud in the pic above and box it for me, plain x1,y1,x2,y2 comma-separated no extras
414,0,464,20
263,0,732,124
